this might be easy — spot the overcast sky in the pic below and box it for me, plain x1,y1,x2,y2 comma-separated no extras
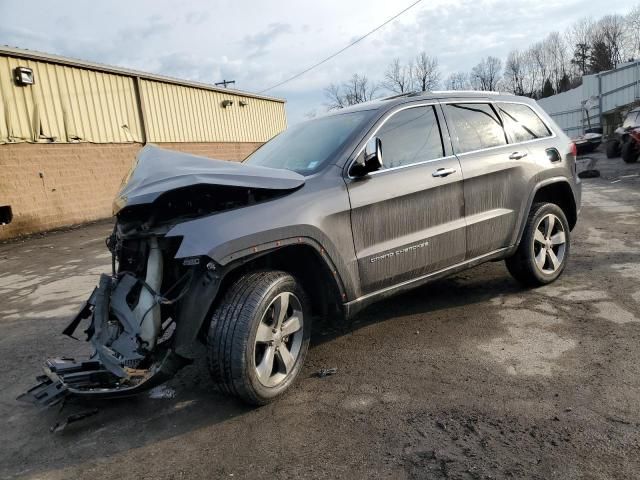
0,0,635,124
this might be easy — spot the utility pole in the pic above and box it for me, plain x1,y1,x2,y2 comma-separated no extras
215,80,235,88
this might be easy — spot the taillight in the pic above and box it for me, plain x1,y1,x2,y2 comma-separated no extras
569,142,577,157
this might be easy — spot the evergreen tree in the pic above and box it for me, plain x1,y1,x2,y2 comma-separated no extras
541,78,555,98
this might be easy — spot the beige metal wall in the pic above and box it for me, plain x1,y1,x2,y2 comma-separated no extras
0,53,286,144
0,56,143,143
141,79,286,143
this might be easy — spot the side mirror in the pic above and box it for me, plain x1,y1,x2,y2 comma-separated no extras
351,137,383,177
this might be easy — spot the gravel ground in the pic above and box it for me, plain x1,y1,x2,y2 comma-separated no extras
1,151,639,480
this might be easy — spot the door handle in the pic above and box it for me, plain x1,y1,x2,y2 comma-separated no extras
432,167,457,178
509,151,528,160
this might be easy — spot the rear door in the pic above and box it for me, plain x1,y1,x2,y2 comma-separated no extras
442,102,530,259
346,104,466,295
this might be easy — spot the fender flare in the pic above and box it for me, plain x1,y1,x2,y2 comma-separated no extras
213,234,353,303
514,177,578,248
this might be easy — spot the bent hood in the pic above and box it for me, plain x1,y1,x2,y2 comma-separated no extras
113,145,305,214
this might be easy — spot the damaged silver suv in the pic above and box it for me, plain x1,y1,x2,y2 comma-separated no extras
21,91,581,406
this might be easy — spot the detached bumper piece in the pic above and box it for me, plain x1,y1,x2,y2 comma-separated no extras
18,353,189,407
18,272,191,408
17,359,110,407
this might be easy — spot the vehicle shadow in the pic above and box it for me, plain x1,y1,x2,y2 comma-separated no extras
311,262,523,347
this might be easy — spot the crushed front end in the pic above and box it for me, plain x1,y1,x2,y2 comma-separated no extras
18,145,305,408
19,225,221,407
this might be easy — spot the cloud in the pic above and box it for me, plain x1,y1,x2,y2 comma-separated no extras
0,0,635,124
242,22,293,58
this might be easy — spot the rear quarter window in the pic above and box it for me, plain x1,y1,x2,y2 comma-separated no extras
444,103,507,154
496,102,552,143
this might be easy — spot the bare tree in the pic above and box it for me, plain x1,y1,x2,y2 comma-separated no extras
412,52,440,91
445,72,470,90
324,83,347,110
627,5,640,59
545,32,570,93
470,56,502,91
529,41,551,95
503,50,526,95
383,58,413,93
567,17,596,76
594,14,627,69
324,74,379,110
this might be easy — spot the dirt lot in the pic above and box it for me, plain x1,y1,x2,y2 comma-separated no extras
1,151,639,480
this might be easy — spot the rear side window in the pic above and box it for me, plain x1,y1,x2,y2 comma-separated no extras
444,103,507,154
497,102,552,142
376,105,444,169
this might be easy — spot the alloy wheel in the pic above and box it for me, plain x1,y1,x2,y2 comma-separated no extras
533,213,566,274
253,292,304,388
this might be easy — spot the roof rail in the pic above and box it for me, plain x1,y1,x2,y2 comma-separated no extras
381,91,418,100
430,90,501,95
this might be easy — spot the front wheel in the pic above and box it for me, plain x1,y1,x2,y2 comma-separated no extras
506,203,571,287
207,271,311,405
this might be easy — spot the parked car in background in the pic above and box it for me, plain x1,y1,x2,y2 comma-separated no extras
606,107,640,163
21,91,581,407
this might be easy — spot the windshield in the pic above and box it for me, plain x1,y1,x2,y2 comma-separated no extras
244,111,371,175
623,111,640,128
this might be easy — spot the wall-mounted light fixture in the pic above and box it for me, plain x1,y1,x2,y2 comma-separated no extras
14,67,34,86
221,100,234,108
239,100,248,107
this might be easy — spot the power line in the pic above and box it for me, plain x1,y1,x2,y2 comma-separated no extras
258,0,424,94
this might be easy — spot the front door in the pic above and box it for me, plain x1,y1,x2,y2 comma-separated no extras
346,104,466,295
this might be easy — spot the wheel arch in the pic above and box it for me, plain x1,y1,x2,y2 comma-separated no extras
214,241,347,322
515,179,578,248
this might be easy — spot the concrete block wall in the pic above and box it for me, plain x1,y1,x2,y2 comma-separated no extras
0,142,262,241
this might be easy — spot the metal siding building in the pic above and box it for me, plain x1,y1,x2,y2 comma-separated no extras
0,46,287,240
0,46,286,145
538,60,640,136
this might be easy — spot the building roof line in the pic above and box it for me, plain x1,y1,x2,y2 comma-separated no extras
0,45,286,104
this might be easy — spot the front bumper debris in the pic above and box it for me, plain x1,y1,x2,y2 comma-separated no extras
18,353,188,407
18,272,190,407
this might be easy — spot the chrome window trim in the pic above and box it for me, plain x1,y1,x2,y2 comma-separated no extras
345,98,558,179
346,102,442,179
367,154,458,176
441,100,557,157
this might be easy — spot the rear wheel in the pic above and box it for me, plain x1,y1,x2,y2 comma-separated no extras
606,139,621,158
506,203,570,287
207,271,311,405
621,139,639,163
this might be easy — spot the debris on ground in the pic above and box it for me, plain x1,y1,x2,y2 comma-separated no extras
578,169,600,179
148,384,176,399
50,408,99,433
314,367,338,378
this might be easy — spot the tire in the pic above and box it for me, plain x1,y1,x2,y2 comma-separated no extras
606,139,621,159
506,203,570,287
621,140,639,163
207,270,311,405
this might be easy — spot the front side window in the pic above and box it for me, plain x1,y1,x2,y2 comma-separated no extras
444,103,507,154
497,102,552,142
245,110,371,175
375,105,444,169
